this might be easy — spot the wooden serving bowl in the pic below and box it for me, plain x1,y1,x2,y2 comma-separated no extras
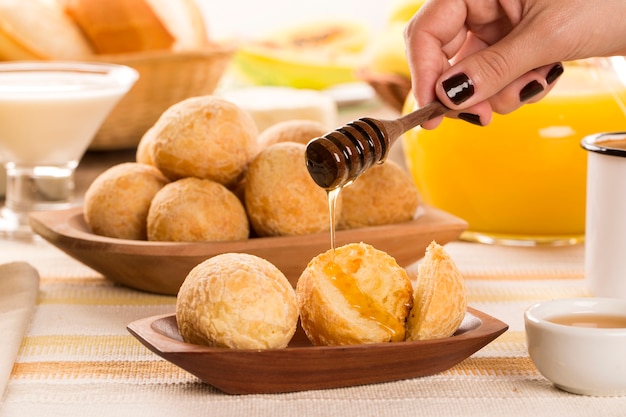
358,68,411,112
127,307,508,394
29,205,467,295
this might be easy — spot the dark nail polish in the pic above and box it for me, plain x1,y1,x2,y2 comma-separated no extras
458,113,482,126
442,73,474,105
519,80,544,102
546,64,564,84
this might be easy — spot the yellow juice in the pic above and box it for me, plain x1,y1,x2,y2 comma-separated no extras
402,60,626,243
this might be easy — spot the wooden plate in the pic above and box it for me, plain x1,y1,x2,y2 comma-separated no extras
29,205,467,295
127,307,507,394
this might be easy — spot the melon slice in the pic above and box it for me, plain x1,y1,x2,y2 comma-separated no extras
233,20,370,90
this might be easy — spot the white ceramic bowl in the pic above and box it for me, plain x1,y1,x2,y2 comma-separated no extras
525,297,626,396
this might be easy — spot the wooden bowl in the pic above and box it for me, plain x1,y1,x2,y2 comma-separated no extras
87,44,235,150
127,307,508,394
358,69,411,112
29,205,467,295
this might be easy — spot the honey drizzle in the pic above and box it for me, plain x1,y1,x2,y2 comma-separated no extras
327,187,341,251
323,261,405,341
324,177,403,341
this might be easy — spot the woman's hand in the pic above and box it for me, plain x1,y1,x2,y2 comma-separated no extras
405,0,626,127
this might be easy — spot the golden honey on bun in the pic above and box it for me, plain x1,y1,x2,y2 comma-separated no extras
296,242,413,346
172,241,466,350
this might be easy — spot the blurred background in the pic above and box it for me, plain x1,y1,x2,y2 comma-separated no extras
195,0,392,40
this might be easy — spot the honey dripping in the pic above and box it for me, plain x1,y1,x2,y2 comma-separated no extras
308,118,397,339
327,187,341,251
323,261,405,342
306,103,449,340
306,116,391,250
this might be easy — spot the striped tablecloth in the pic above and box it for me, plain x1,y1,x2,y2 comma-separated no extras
1,237,626,417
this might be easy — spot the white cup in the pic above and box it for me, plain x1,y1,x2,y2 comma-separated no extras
581,132,626,298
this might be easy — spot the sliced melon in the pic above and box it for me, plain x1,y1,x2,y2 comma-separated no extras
368,22,411,78
232,20,370,90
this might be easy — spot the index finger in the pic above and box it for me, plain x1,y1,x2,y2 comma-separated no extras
404,0,508,107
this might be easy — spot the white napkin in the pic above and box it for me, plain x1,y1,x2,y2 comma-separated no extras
0,262,39,399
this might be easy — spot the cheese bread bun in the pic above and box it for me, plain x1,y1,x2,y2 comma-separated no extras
338,160,419,229
176,253,299,349
244,142,340,237
84,162,169,240
257,119,328,149
296,242,413,346
136,127,156,166
406,242,467,340
150,96,259,187
147,177,249,242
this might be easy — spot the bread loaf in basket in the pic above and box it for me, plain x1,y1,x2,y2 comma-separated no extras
0,0,234,149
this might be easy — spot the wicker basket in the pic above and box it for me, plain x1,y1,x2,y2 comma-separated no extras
357,69,411,112
88,43,235,150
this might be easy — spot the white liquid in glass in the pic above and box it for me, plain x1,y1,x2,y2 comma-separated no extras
0,71,129,165
0,63,137,237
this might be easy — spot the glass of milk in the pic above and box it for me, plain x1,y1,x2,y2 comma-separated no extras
0,62,138,238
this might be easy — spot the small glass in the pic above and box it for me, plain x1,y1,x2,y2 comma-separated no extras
0,61,138,238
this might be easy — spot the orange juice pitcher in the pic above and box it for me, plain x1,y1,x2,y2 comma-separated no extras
402,58,626,245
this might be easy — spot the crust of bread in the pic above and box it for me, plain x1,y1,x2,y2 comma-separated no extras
144,0,208,50
176,253,299,349
244,142,338,237
147,177,250,242
406,242,467,340
84,162,169,240
338,160,420,229
63,0,175,53
0,0,93,59
257,119,327,148
150,96,259,187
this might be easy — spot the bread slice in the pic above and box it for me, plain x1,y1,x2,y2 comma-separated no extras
63,0,175,53
406,241,467,340
0,0,93,59
144,0,208,50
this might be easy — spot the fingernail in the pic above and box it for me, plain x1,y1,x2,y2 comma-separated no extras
442,73,474,105
458,113,482,126
546,63,564,84
519,80,544,102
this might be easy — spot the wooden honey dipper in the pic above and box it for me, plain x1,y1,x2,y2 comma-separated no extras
305,100,449,190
